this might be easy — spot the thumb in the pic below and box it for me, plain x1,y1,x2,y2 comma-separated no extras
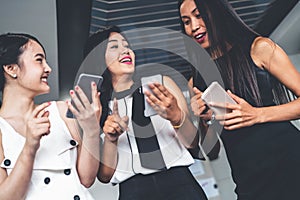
193,87,202,95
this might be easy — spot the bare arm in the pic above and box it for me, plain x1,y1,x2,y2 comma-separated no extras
61,82,101,188
98,99,128,183
216,37,300,130
164,76,199,148
144,76,197,148
252,36,300,122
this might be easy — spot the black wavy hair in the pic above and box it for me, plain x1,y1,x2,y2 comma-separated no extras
178,0,289,106
0,33,45,91
84,25,126,127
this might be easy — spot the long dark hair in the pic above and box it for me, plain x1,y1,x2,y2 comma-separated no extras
0,33,44,91
178,0,289,106
84,25,127,127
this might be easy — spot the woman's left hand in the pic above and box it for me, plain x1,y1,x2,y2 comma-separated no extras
211,90,262,130
68,82,102,133
144,82,182,126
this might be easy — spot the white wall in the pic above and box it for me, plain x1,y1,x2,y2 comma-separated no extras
0,0,59,102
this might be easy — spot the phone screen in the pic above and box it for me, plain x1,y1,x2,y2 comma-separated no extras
141,74,163,117
66,73,103,118
76,73,103,103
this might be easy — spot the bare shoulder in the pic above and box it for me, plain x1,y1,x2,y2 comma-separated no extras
162,75,188,110
162,75,174,84
251,36,277,69
56,100,68,110
55,101,73,126
55,101,81,140
252,36,275,50
55,101,68,116
162,75,180,91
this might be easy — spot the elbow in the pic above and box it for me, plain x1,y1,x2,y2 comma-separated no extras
80,178,96,188
97,174,112,184
97,167,114,184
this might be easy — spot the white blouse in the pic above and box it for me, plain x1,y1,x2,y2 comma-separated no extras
103,95,194,184
0,102,95,200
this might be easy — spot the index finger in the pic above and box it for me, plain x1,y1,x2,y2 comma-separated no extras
32,102,51,118
152,82,170,97
112,98,119,115
193,87,202,95
209,102,239,110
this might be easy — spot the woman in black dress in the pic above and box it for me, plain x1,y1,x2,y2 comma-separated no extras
178,0,300,199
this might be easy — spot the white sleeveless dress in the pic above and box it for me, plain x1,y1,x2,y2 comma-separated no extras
0,102,95,200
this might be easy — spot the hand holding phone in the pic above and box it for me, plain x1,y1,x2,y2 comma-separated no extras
75,73,103,103
141,74,163,117
66,73,103,118
201,81,236,115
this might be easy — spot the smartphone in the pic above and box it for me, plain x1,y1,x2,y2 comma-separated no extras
201,81,236,115
141,74,163,117
75,73,103,103
66,73,103,118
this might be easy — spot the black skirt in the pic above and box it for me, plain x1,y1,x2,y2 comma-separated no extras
119,166,208,200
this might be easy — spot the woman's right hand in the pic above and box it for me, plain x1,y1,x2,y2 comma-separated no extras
103,98,128,143
191,87,212,121
25,102,51,152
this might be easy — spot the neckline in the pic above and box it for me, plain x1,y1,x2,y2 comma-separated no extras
112,82,140,99
0,117,25,139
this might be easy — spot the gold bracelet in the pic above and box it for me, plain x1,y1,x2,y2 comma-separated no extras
173,110,186,129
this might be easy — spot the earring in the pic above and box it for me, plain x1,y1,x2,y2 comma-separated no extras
11,74,17,79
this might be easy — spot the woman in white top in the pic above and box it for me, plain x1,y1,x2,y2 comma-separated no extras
0,33,101,199
85,25,207,200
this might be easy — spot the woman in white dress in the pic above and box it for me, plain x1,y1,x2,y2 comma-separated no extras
0,33,101,200
87,25,208,200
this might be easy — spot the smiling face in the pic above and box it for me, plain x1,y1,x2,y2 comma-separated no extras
16,39,52,95
180,0,210,49
105,32,135,80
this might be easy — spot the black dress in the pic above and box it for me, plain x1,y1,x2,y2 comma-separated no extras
194,37,300,200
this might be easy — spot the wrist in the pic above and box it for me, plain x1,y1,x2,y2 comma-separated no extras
104,134,119,144
83,128,101,139
23,142,38,158
256,107,265,123
172,110,186,129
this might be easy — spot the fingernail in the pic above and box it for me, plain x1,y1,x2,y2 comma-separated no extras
92,81,96,86
70,90,74,95
75,86,79,90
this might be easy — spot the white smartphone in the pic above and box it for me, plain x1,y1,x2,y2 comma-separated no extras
66,73,103,118
201,81,236,115
141,74,163,117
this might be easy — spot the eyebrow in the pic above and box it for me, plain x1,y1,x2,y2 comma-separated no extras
191,7,198,14
181,7,198,19
35,53,45,58
108,39,127,43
